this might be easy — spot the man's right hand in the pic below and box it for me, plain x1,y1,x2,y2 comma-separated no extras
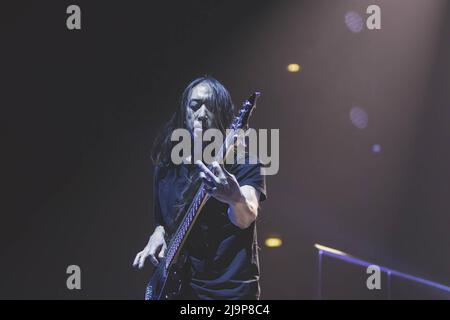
133,226,167,269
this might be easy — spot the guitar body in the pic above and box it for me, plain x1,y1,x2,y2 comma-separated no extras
145,254,189,300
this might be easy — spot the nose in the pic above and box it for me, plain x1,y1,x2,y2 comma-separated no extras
197,105,208,123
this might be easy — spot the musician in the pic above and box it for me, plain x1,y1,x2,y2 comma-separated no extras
133,76,267,300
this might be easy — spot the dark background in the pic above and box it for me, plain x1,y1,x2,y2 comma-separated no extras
1,0,449,299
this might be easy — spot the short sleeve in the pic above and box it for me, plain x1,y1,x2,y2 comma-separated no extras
229,162,267,202
153,165,164,227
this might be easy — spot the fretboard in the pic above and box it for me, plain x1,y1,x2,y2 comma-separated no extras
164,183,209,269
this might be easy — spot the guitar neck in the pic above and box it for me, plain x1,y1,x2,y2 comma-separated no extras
164,183,209,269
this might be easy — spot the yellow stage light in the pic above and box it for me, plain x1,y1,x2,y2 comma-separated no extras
265,237,283,248
287,63,301,73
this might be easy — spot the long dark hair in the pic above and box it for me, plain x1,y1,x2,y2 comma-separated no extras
151,76,235,167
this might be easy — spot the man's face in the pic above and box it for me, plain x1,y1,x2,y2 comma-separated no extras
186,83,215,137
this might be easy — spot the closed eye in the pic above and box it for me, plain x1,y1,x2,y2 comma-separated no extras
189,100,203,111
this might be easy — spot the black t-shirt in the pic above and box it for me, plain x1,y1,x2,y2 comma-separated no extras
153,161,267,300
